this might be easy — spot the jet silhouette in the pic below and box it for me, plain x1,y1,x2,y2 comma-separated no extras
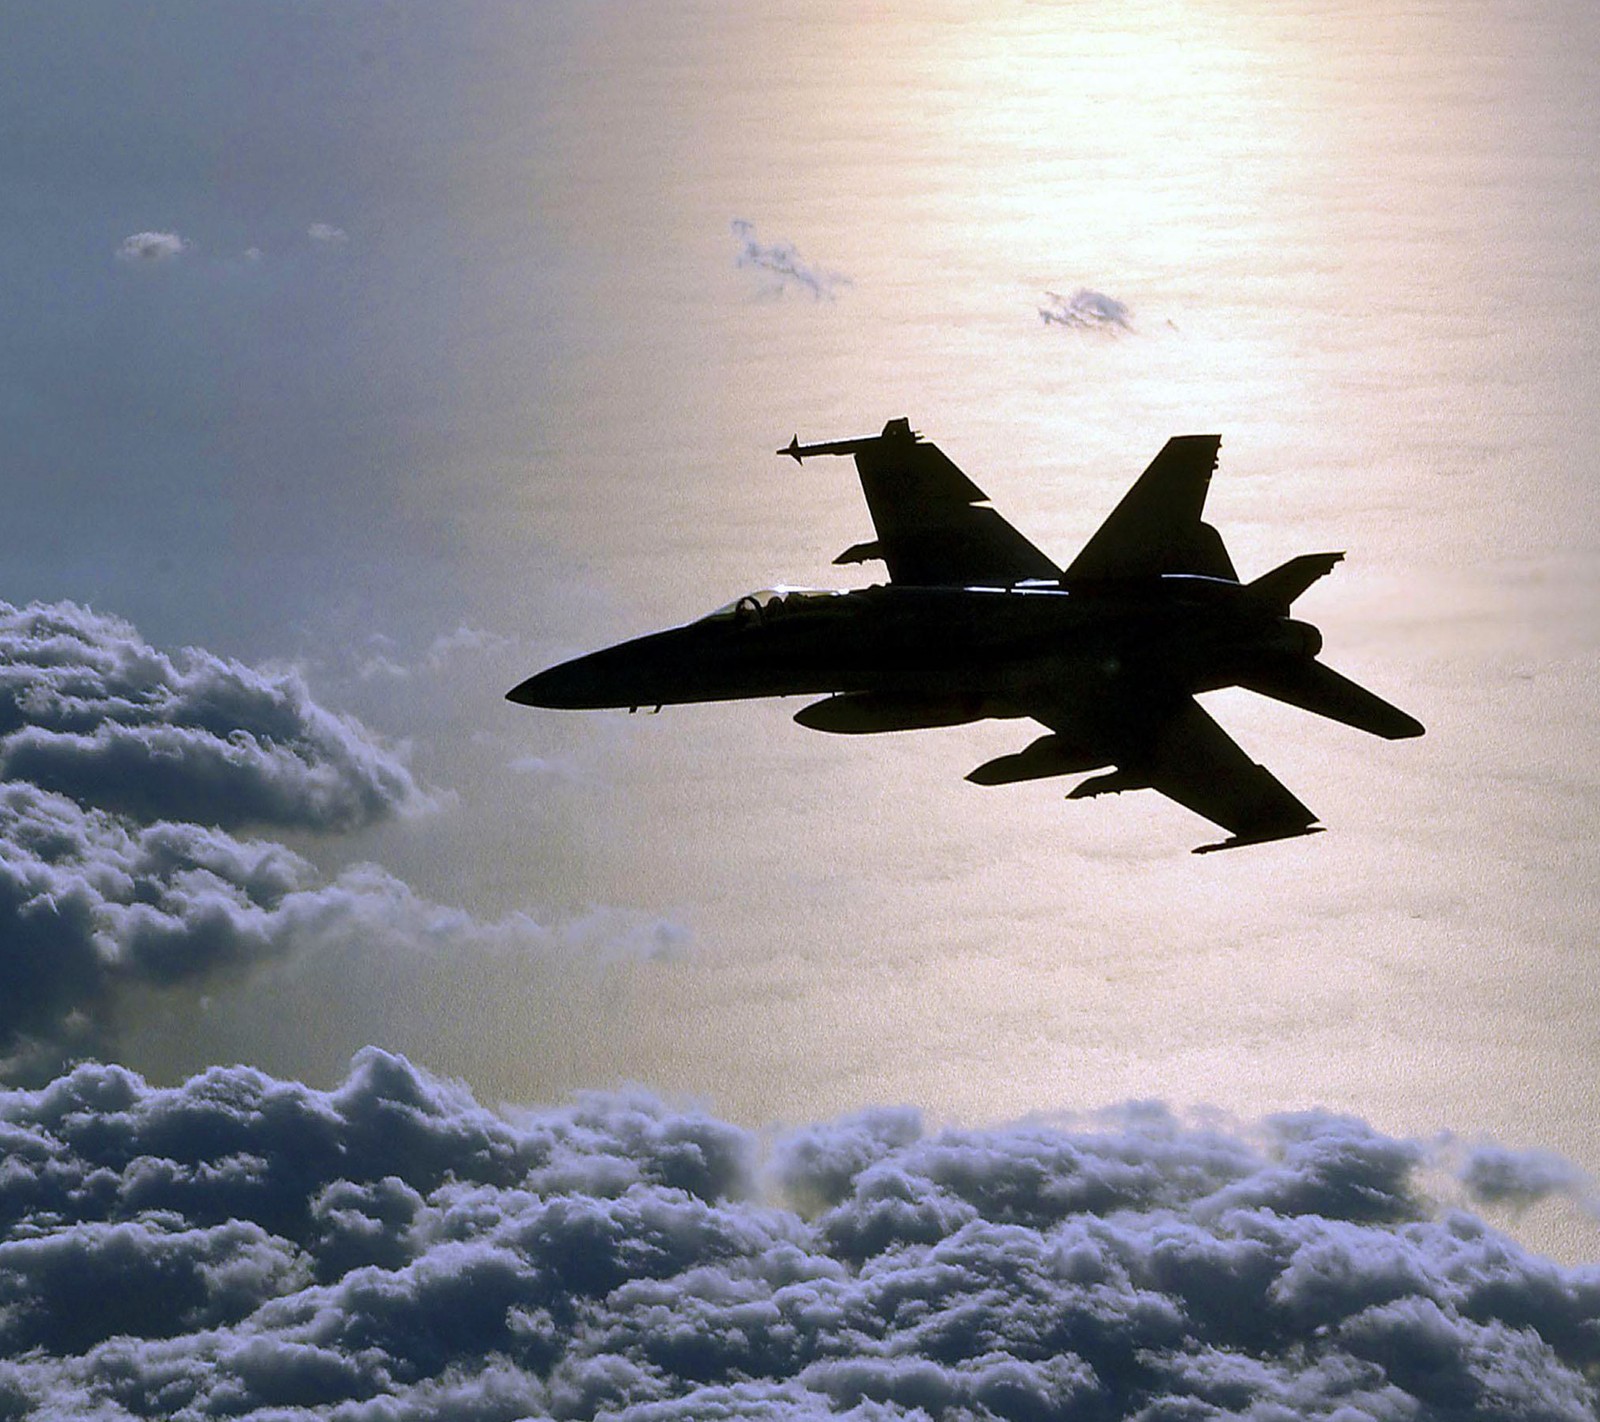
510,419,1422,852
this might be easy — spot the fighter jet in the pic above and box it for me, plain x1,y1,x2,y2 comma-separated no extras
509,419,1422,852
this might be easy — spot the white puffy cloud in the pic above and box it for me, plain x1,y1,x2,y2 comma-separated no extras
0,781,505,1074
0,600,681,1076
114,231,189,264
733,220,850,300
0,1052,1596,1419
308,222,348,245
0,775,686,1078
1038,287,1131,333
0,599,427,832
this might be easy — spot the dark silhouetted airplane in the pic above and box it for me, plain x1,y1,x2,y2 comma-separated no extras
509,420,1422,852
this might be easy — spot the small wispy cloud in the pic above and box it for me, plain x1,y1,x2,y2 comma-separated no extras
1457,1141,1597,1211
358,625,518,683
308,222,349,245
732,219,849,300
114,231,190,265
507,753,578,782
1039,286,1132,333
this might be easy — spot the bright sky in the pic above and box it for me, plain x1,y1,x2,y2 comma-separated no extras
2,0,1598,1272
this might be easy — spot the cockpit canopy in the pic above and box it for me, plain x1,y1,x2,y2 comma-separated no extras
702,586,845,622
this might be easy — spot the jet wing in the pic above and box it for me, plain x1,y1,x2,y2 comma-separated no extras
1029,691,1320,852
1063,435,1238,583
782,420,1060,586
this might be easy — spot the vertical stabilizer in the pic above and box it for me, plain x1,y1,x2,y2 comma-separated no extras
1064,436,1237,582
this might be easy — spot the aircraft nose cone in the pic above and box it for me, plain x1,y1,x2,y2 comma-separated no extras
507,665,582,708
505,673,543,707
508,641,655,709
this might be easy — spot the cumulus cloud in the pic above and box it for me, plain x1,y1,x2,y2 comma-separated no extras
114,231,190,264
733,220,850,300
308,222,348,245
0,778,685,1081
1038,287,1132,333
0,599,427,832
0,1054,1596,1419
0,777,657,1079
0,599,680,1077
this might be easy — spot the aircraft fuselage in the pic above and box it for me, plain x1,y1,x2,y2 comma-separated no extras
509,577,1322,719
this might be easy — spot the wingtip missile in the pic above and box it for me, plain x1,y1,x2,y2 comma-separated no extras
776,420,920,465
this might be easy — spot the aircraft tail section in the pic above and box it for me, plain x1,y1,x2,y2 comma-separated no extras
1248,552,1345,610
1238,659,1424,740
1063,435,1238,583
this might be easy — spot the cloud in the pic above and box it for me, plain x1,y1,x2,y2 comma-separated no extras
0,776,687,1080
0,600,681,1078
1458,1143,1596,1210
114,231,190,264
0,778,600,1077
0,1055,1596,1419
356,624,518,682
1038,287,1132,333
733,220,850,300
308,222,348,245
0,599,427,832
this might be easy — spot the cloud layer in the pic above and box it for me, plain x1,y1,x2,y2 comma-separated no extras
0,777,616,1077
0,600,682,1078
0,1053,1596,1419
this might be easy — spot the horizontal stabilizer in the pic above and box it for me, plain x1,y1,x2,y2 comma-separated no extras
1248,552,1344,610
1238,659,1424,740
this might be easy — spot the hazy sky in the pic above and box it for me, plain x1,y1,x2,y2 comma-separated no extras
2,5,1599,1407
